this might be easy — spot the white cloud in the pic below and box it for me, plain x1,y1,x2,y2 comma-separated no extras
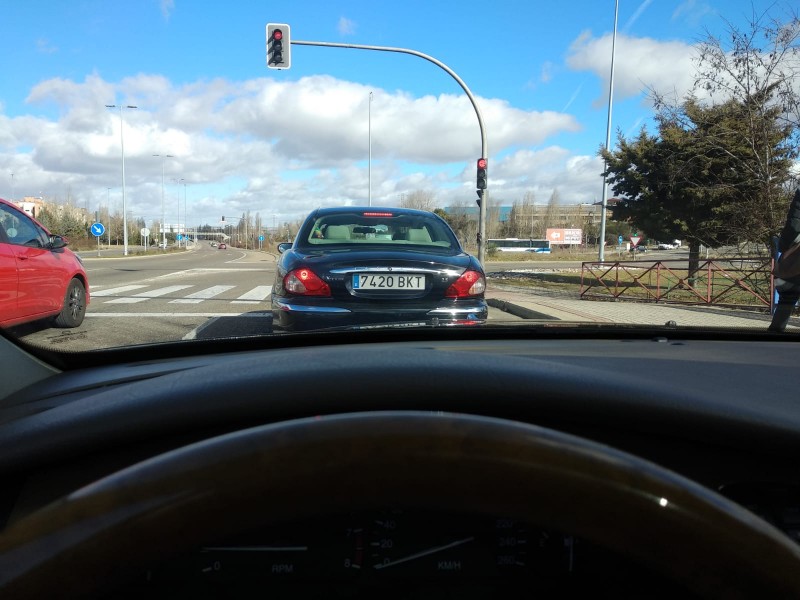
566,31,696,107
4,72,600,224
672,0,716,27
338,17,356,36
160,0,175,21
622,0,654,34
35,38,58,54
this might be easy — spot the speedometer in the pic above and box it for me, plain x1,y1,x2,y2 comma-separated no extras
344,510,539,577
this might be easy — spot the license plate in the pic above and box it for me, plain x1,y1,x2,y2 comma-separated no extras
353,273,426,290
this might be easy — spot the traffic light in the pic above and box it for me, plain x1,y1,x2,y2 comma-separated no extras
267,23,291,69
476,157,488,190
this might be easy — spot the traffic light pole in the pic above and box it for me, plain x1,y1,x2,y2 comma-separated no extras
291,39,489,265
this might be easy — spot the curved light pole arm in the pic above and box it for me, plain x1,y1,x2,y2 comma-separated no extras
292,40,488,264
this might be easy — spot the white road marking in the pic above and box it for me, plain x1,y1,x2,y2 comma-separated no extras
170,285,236,304
104,285,193,304
231,286,273,304
91,285,148,297
86,312,271,318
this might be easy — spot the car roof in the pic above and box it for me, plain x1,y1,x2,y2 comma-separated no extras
309,206,438,218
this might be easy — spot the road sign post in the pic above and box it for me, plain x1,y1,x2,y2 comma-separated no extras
91,222,106,257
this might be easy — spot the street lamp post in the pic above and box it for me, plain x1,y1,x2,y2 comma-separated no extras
106,104,137,255
368,91,372,206
184,181,188,245
106,187,112,246
153,154,175,249
598,0,619,262
174,178,187,248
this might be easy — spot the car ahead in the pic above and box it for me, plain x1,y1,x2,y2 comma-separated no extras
218,242,227,249
657,242,674,250
271,207,488,332
0,198,89,329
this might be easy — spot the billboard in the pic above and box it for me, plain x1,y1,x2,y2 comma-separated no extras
546,228,582,245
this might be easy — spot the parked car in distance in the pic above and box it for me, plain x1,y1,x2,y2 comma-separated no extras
631,245,648,253
272,206,488,332
657,243,675,250
218,243,227,249
0,198,89,328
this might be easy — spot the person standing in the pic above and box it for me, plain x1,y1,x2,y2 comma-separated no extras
769,188,800,332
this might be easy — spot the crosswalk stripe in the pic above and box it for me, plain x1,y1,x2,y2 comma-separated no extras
231,285,273,304
92,285,148,297
105,285,194,304
170,285,236,304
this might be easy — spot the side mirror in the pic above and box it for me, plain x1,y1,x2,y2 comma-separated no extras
49,235,69,250
277,242,292,254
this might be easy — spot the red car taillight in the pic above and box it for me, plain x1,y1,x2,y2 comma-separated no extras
445,270,486,298
284,268,331,296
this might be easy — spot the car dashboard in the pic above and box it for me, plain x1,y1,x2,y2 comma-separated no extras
1,331,800,598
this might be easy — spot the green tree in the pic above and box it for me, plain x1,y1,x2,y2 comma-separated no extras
651,6,800,251
604,89,796,269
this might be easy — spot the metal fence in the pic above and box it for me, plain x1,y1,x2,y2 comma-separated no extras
580,258,774,309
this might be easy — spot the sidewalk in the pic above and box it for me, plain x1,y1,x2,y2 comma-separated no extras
486,285,777,330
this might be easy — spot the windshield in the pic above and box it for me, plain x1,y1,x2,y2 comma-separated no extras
299,209,459,251
2,1,799,353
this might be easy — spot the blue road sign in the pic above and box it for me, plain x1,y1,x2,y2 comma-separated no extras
618,235,623,245
259,235,264,241
176,234,183,240
91,223,106,237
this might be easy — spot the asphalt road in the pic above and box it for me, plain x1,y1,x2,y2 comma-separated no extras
11,243,520,351
14,243,276,351
9,246,693,351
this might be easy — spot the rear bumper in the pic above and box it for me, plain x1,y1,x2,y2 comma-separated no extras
271,297,488,332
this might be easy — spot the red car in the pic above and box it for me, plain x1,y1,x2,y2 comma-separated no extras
218,243,227,249
0,198,89,328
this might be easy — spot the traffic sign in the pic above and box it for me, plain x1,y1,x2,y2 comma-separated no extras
618,235,623,245
141,228,150,237
630,236,641,247
259,235,264,241
177,234,183,241
91,223,105,237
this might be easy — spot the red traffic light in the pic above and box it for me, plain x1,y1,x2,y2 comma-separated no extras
272,29,283,41
476,157,488,190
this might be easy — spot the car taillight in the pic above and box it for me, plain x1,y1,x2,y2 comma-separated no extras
284,268,331,296
445,270,486,298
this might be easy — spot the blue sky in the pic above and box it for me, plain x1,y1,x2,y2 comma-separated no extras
1,0,794,227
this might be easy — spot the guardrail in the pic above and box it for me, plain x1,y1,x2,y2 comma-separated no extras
580,258,774,309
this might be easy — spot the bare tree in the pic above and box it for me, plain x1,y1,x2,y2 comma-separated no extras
543,188,561,232
695,6,800,138
688,5,799,246
400,190,437,212
521,191,536,238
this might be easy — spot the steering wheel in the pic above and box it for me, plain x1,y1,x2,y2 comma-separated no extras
1,411,799,598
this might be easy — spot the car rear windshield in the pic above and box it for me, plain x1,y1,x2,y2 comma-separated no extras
299,212,459,251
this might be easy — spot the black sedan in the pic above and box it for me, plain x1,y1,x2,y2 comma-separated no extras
271,207,488,332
